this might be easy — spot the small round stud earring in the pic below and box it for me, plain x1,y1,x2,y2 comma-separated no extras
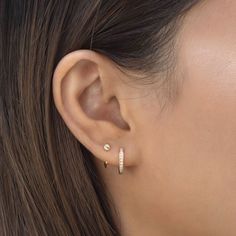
103,143,111,151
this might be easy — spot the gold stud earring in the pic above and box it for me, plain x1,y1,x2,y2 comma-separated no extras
103,143,111,151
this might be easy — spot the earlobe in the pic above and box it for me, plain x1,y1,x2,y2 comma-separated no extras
52,50,139,168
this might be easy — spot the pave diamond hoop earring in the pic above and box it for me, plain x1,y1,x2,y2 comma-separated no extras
118,147,125,175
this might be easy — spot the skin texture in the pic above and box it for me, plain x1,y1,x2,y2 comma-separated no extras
52,0,236,235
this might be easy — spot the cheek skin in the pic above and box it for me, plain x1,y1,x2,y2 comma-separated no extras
137,1,236,235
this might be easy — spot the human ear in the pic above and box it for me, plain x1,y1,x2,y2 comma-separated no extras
52,49,140,168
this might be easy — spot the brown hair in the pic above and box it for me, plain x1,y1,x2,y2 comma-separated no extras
0,1,198,235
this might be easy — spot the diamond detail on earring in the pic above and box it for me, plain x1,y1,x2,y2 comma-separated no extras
118,147,124,174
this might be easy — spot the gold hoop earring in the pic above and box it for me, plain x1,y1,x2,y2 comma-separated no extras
118,147,124,174
104,160,108,168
